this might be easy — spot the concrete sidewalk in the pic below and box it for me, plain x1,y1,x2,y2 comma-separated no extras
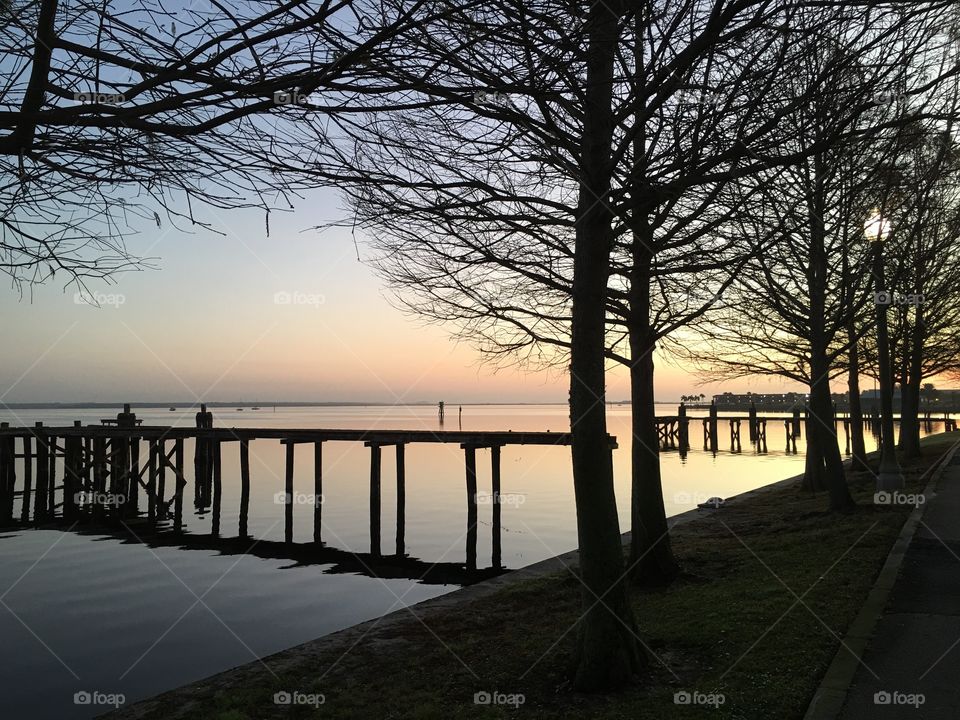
833,450,960,718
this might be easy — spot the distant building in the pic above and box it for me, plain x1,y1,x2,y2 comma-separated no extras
708,388,960,412
710,392,807,411
859,387,960,412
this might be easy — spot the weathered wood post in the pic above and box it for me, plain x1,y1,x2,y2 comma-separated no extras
113,433,129,516
212,439,222,537
313,441,322,545
35,422,48,523
7,431,15,521
792,407,802,438
757,419,768,452
128,435,140,517
92,433,107,522
20,434,32,522
193,428,204,508
0,423,12,524
46,431,57,518
368,442,381,557
730,419,741,452
464,445,478,572
678,402,689,450
239,439,251,537
239,439,250,538
785,420,797,453
62,421,82,520
395,443,405,557
748,401,758,442
173,438,185,533
194,404,213,509
82,436,92,493
285,441,295,544
147,439,157,524
157,439,167,520
491,445,502,569
708,400,718,453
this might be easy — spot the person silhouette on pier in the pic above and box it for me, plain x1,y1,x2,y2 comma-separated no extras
438,401,445,422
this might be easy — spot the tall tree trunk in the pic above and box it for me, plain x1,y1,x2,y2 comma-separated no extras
899,377,918,454
846,326,870,471
628,325,680,585
569,0,644,691
806,160,854,512
895,350,909,449
624,10,678,588
810,347,855,512
802,412,826,491
900,307,924,458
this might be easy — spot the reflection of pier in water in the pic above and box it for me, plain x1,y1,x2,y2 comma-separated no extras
0,521,504,585
0,406,617,577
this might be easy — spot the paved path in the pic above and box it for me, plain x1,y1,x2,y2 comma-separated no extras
838,452,960,718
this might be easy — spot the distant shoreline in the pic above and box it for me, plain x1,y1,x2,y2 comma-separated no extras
0,401,574,410
0,400,686,410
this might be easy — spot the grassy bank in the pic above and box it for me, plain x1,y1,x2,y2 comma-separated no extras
110,433,959,720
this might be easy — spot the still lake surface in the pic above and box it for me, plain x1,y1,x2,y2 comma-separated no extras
0,402,929,718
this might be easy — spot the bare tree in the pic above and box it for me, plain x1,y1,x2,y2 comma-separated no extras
316,0,957,575
865,118,960,457
567,0,648,689
0,0,428,292
675,11,958,508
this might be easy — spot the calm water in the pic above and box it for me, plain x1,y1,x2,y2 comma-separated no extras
0,403,937,718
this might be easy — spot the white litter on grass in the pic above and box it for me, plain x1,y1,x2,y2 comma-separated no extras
697,496,726,510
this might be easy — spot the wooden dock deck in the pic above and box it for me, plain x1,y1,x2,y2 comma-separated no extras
1,403,953,577
0,406,616,576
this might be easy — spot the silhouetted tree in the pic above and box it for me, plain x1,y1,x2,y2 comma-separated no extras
313,0,953,581
867,117,960,457
676,30,959,509
0,0,427,292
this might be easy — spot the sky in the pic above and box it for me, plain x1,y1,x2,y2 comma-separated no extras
0,185,806,405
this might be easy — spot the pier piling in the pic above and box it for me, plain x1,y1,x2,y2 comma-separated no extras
239,439,251,538
212,439,222,537
313,441,323,545
368,443,381,557
395,443,405,557
464,445,478,572
285,441,295,544
174,438,185,533
491,445,502,569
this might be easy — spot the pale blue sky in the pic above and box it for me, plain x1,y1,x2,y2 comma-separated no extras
0,185,801,404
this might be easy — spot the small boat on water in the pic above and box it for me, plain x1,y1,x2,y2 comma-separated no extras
169,407,176,411
236,408,244,411
251,406,260,410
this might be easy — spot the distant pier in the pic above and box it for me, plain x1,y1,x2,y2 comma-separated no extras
656,402,956,455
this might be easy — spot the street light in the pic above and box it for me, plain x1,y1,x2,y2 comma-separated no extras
864,210,903,491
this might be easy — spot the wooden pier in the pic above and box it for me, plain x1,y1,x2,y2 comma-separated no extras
1,402,953,578
654,402,954,455
0,406,613,577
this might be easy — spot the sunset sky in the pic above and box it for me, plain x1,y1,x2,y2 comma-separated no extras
0,185,806,405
